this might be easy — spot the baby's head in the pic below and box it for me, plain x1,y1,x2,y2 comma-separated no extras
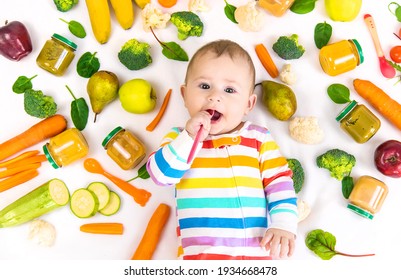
181,39,257,135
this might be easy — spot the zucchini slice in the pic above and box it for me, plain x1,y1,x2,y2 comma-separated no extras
70,188,99,218
99,191,121,216
87,182,110,211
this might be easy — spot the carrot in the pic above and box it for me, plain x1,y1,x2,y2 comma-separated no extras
353,79,401,130
5,154,47,169
158,0,177,8
80,223,124,235
255,43,279,78
0,162,41,179
0,114,67,162
131,203,171,260
146,89,172,132
0,150,39,168
0,169,39,193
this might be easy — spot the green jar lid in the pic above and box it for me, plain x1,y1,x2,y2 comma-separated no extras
347,203,374,219
52,33,77,50
102,126,124,148
336,100,358,122
43,144,60,169
351,39,364,64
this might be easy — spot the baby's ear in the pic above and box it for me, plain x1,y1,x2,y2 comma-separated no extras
180,84,186,99
246,93,257,114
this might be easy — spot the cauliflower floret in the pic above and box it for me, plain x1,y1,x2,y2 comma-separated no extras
28,219,56,247
297,198,311,222
289,116,325,144
141,3,171,32
234,1,265,32
188,0,210,12
279,64,297,85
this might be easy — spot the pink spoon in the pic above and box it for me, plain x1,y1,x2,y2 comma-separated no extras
364,14,396,78
187,110,214,164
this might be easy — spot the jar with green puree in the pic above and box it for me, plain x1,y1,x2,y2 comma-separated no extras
36,33,77,76
336,100,381,143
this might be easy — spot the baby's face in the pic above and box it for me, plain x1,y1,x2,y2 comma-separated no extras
181,52,256,135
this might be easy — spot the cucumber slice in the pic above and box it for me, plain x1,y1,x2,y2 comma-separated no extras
99,191,121,216
70,188,99,218
87,182,110,211
49,179,70,206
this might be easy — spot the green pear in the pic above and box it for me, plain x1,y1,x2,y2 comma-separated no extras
261,80,297,121
87,70,119,122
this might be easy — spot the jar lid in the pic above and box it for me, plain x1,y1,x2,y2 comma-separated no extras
102,126,124,148
347,204,374,220
351,39,364,64
335,100,358,122
52,33,77,50
43,144,60,169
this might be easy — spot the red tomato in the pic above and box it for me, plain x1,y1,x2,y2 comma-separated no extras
390,46,401,63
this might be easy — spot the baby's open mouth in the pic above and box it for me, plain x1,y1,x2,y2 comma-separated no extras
207,109,222,122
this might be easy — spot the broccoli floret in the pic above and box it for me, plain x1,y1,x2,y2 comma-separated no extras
287,158,305,194
53,0,78,12
24,89,57,119
118,39,152,70
272,34,305,60
316,148,356,180
170,11,204,40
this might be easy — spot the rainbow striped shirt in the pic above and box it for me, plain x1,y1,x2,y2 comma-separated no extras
147,121,298,260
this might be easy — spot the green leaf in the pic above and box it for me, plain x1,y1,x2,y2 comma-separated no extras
12,75,37,94
327,83,351,104
127,163,150,182
387,59,401,71
290,0,318,14
66,85,89,131
314,21,332,49
161,41,189,61
76,52,100,78
224,0,238,24
60,18,86,38
389,2,401,22
305,229,338,260
341,176,354,199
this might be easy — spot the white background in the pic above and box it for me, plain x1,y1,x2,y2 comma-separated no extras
0,0,401,264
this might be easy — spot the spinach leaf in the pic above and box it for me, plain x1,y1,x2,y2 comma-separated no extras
327,83,351,104
127,163,150,182
12,75,37,94
314,21,332,49
290,0,318,14
389,2,401,22
224,0,238,24
341,176,354,199
60,18,86,38
76,52,100,78
66,85,89,131
161,41,189,61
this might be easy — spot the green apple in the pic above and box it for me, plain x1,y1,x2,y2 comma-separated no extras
118,78,156,114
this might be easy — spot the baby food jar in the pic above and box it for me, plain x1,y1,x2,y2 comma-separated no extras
336,100,381,143
258,0,294,17
43,128,89,169
347,175,388,219
319,39,363,76
36,33,77,76
102,126,146,170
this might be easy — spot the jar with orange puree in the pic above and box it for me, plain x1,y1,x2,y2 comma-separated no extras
43,128,89,169
258,0,294,17
319,39,364,76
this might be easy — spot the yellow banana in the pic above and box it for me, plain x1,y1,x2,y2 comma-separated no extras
110,0,135,30
133,0,150,9
85,0,111,44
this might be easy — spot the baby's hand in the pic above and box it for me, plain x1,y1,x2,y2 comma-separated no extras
260,228,296,259
185,111,212,142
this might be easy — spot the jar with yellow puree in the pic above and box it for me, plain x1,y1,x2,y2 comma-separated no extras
319,39,363,76
258,0,295,17
347,175,388,219
102,126,146,170
43,128,89,169
336,100,381,143
36,33,77,76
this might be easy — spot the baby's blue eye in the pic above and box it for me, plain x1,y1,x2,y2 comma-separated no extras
200,83,210,89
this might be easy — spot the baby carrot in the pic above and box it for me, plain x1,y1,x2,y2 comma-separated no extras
0,162,41,179
0,150,39,168
146,89,172,132
353,78,401,130
6,154,47,169
0,169,39,193
80,223,124,235
255,43,279,78
131,203,171,260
